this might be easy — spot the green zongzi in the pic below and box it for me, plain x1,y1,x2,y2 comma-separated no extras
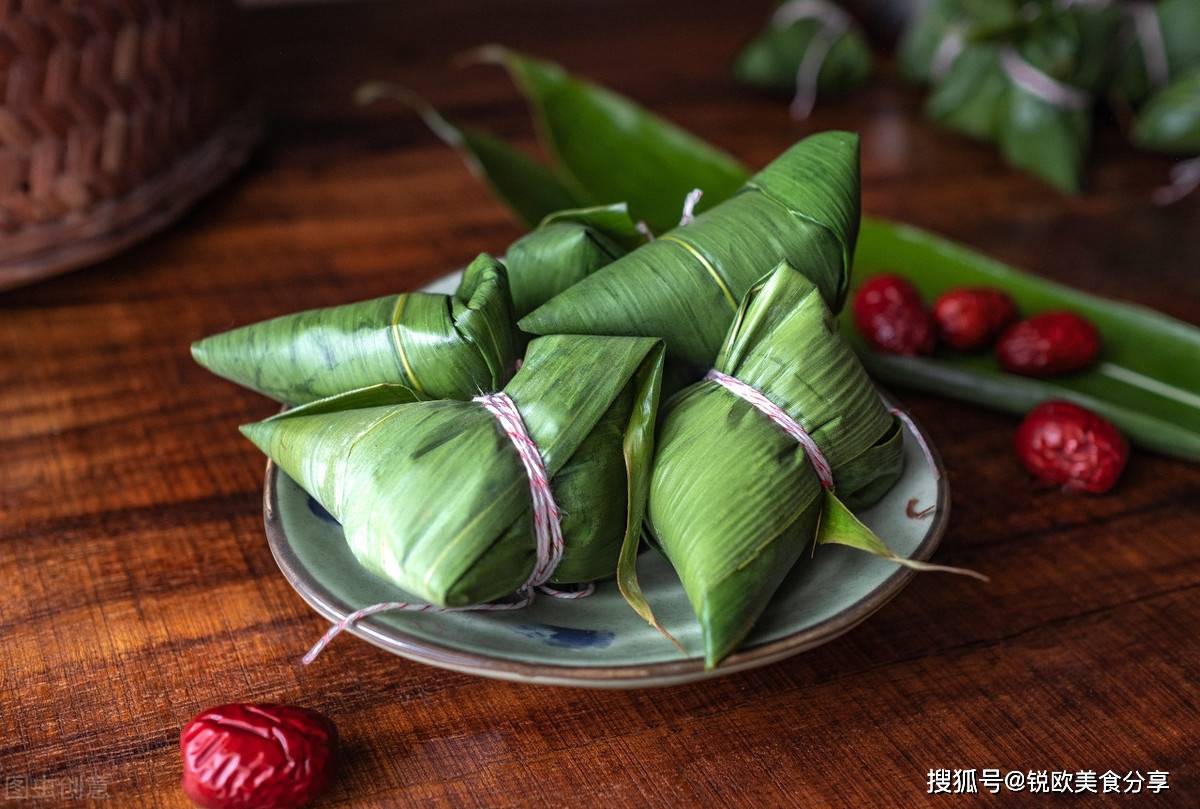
520,131,860,367
241,334,664,607
191,254,517,405
1112,0,1200,106
733,0,872,119
192,204,645,404
902,0,1120,192
624,262,906,666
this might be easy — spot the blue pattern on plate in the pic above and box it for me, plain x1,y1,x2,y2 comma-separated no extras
513,624,614,649
307,496,340,525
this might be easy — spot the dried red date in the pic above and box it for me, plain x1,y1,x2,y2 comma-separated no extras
181,703,337,809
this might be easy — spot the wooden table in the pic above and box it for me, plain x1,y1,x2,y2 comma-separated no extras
2,1,1197,806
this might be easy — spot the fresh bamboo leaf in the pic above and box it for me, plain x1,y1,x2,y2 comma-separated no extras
358,81,587,227
472,45,748,232
615,341,682,648
360,84,649,315
816,490,986,580
849,218,1200,462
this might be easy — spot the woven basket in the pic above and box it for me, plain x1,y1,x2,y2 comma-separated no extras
0,0,262,291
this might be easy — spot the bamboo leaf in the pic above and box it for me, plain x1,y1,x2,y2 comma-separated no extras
471,45,748,232
848,219,1200,462
262,384,421,421
615,342,682,648
505,203,645,318
358,81,586,226
816,490,987,580
540,203,647,252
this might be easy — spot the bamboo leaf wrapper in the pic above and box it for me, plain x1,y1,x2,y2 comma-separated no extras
733,0,872,117
241,335,664,606
628,263,904,666
192,254,517,405
520,132,861,367
505,204,645,318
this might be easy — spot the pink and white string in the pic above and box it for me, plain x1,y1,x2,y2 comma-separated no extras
679,188,704,226
1129,1,1169,91
1000,46,1091,112
302,391,590,665
930,25,966,83
635,187,705,239
1153,158,1200,206
888,407,939,481
705,370,835,488
770,0,852,121
705,371,939,488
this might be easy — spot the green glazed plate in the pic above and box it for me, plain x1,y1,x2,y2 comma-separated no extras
262,274,951,689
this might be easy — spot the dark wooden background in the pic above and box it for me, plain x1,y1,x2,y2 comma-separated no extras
2,1,1197,806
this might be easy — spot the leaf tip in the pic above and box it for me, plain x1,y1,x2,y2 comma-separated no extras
355,82,463,148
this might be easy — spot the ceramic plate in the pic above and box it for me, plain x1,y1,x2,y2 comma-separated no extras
263,273,951,688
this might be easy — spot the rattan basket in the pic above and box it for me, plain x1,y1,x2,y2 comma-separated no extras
0,0,262,291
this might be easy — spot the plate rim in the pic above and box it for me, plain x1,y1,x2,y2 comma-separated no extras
264,398,952,688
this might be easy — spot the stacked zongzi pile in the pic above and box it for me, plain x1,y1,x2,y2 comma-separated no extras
196,130,952,666
898,0,1200,193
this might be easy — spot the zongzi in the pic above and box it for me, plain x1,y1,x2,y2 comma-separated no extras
192,205,645,404
733,0,872,119
625,262,908,667
191,254,518,405
520,131,860,367
241,334,664,606
904,0,1120,192
1111,0,1200,106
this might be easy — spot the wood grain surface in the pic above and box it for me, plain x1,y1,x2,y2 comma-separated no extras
1,1,1197,806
